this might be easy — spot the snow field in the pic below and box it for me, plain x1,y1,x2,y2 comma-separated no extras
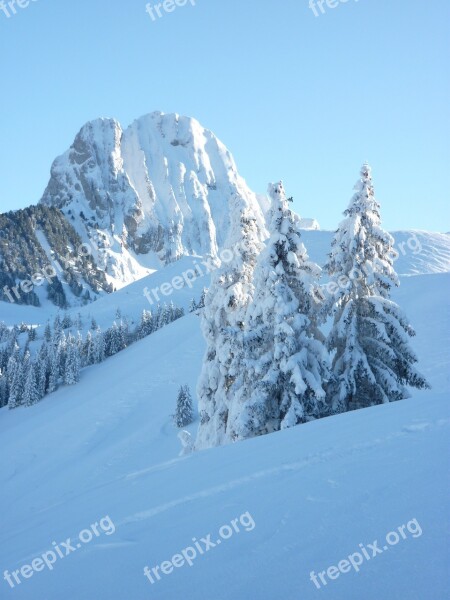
0,272,448,598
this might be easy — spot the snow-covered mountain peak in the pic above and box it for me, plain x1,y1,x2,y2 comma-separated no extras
39,111,267,288
41,116,134,222
77,117,124,175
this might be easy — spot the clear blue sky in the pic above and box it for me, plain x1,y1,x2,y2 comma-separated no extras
0,0,449,231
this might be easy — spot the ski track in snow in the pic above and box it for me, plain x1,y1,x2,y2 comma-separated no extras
118,416,448,527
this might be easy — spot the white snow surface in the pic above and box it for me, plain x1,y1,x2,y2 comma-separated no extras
0,265,449,599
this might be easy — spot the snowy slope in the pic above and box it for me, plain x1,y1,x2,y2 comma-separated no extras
0,272,448,599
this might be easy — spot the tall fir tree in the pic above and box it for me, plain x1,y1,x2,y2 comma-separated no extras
44,322,52,342
57,331,67,378
325,163,430,412
230,182,328,440
189,298,198,313
53,315,63,344
138,310,154,339
0,369,8,408
47,342,60,394
106,322,124,356
7,345,23,409
94,328,105,363
36,343,49,397
197,288,207,309
82,330,94,367
118,320,128,349
64,334,80,385
173,385,194,428
196,191,264,449
23,362,40,407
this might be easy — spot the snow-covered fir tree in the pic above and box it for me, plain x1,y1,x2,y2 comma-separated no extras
189,298,198,313
137,309,154,339
158,304,170,329
7,344,23,409
23,362,40,407
173,385,194,428
118,319,128,349
82,330,95,367
0,369,8,408
196,191,264,449
325,163,430,412
47,343,60,394
36,343,49,398
105,322,122,356
76,330,84,357
197,288,207,310
62,313,72,329
53,315,63,344
64,334,80,385
93,328,105,364
229,182,329,441
44,323,52,342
